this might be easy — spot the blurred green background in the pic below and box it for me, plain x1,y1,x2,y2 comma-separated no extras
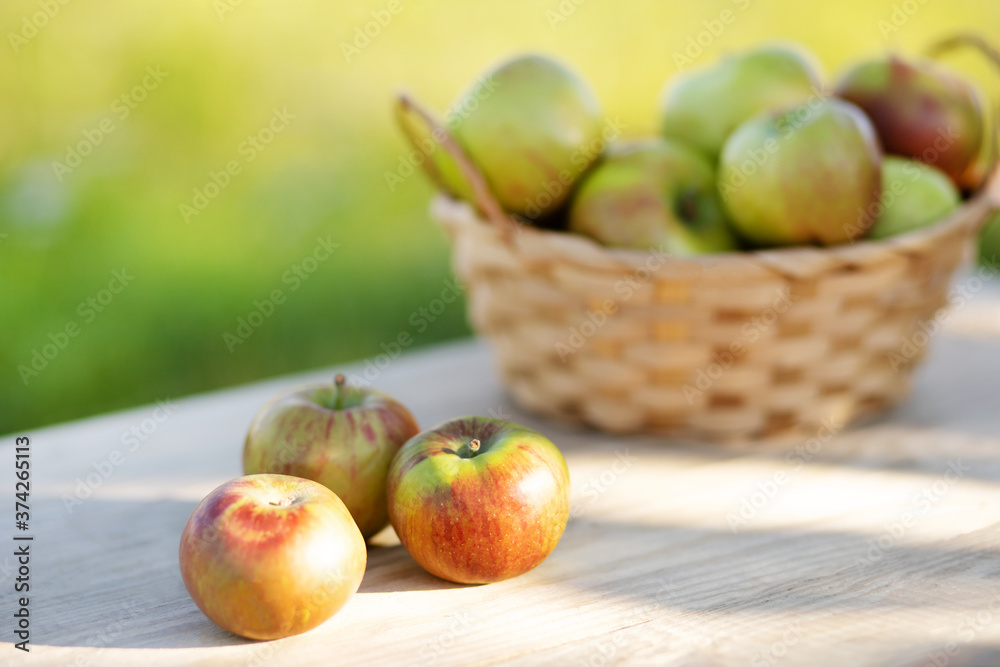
2,0,999,433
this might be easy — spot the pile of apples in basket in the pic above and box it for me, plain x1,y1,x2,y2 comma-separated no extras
396,38,995,253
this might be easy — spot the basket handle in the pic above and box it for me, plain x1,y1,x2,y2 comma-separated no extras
927,33,1000,224
394,92,520,243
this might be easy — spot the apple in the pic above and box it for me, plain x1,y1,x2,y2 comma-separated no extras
178,474,366,640
568,139,737,254
661,43,821,160
867,157,960,240
835,54,984,185
243,375,420,539
957,147,994,194
397,54,605,220
386,416,571,584
981,213,1000,266
718,99,882,246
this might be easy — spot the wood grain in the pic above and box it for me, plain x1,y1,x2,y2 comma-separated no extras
3,279,1000,666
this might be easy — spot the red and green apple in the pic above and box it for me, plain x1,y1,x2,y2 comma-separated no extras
568,138,737,254
243,375,420,539
178,474,366,640
835,54,984,186
719,99,882,246
661,43,822,160
387,416,571,584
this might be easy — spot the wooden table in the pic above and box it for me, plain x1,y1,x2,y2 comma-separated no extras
6,277,1000,667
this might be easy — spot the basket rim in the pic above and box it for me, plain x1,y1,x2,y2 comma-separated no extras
432,188,993,274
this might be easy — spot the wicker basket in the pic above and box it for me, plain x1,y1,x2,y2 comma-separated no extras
431,185,999,441
394,87,1000,441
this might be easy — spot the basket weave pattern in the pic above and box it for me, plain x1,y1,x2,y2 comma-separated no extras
433,194,992,440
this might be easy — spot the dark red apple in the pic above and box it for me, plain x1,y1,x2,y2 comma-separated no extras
835,54,984,185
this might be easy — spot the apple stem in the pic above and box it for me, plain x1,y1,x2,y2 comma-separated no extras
469,439,480,453
334,374,346,411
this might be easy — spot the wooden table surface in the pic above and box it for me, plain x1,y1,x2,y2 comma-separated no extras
5,277,1000,667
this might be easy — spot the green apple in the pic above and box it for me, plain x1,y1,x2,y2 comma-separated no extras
179,474,366,640
398,54,604,220
719,99,882,246
386,416,570,584
835,54,984,186
243,375,420,539
568,139,737,254
867,157,960,240
661,43,821,160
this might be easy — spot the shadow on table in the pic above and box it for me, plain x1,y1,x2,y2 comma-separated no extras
31,492,1000,652
31,496,460,650
945,645,1000,667
553,515,1000,665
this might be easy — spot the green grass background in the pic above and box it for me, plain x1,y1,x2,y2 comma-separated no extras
1,0,998,433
